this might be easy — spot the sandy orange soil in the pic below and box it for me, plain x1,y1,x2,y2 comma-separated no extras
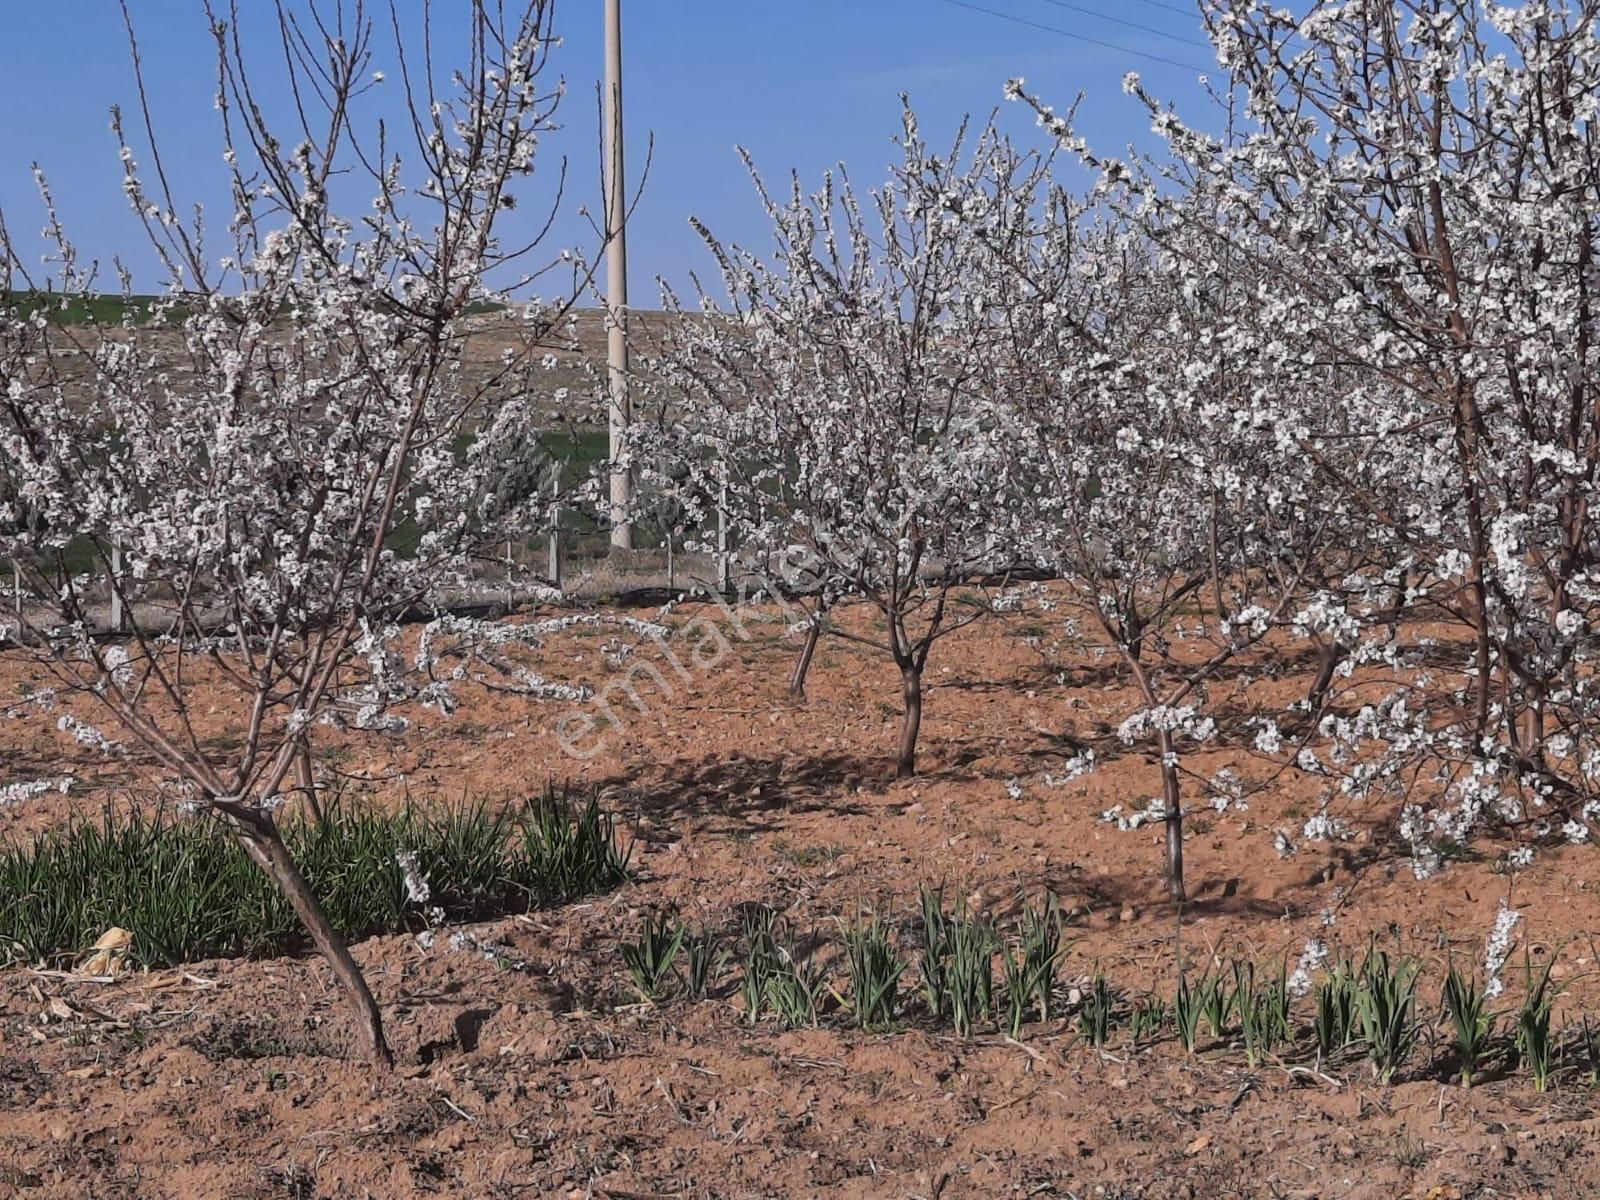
0,590,1596,1198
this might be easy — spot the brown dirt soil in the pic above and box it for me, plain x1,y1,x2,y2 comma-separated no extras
2,592,1599,1198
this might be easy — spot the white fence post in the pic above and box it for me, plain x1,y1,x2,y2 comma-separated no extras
546,462,562,590
110,540,126,634
505,537,515,612
716,482,731,595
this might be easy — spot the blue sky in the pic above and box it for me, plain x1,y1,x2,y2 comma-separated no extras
0,0,1220,301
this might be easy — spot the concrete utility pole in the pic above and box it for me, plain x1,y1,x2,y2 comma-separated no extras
604,0,633,552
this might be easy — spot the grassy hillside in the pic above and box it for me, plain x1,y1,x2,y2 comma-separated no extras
5,291,173,325
5,291,511,326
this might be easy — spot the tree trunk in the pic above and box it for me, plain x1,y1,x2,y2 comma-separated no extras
220,802,393,1067
1520,693,1543,757
293,742,323,824
1470,572,1493,741
1386,569,1408,643
789,619,822,699
1306,637,1341,713
1208,490,1227,623
897,662,923,779
1156,729,1186,903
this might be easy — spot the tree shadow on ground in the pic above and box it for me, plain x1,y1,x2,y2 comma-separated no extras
589,750,898,838
1050,866,1302,925
933,660,1127,694
962,832,1430,936
586,737,1441,943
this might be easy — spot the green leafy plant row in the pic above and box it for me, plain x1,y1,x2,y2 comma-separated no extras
617,896,1600,1093
0,786,630,968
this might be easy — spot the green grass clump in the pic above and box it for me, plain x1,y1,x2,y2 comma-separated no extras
734,907,827,1028
736,907,782,1025
1514,955,1557,1093
1130,993,1167,1043
621,912,685,1002
917,888,996,1038
1174,972,1206,1053
680,923,725,1000
1234,959,1293,1067
1441,957,1496,1087
1001,893,1066,1038
1173,965,1231,1049
1355,948,1421,1083
0,786,629,969
1313,957,1360,1063
1078,974,1117,1048
843,911,905,1030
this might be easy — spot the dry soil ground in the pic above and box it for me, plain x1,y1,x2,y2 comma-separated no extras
1,592,1598,1198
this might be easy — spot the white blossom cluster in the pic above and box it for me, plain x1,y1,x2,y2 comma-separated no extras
0,1,597,817
1484,902,1523,1000
0,776,72,808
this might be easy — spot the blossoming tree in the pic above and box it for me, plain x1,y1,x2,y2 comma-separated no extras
964,127,1371,899
646,105,1022,777
0,0,594,1065
1187,0,1600,869
1017,0,1600,882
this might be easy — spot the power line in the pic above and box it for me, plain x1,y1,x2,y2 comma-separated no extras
1101,0,1203,19
938,0,1211,73
1031,0,1210,49
1068,0,1311,50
